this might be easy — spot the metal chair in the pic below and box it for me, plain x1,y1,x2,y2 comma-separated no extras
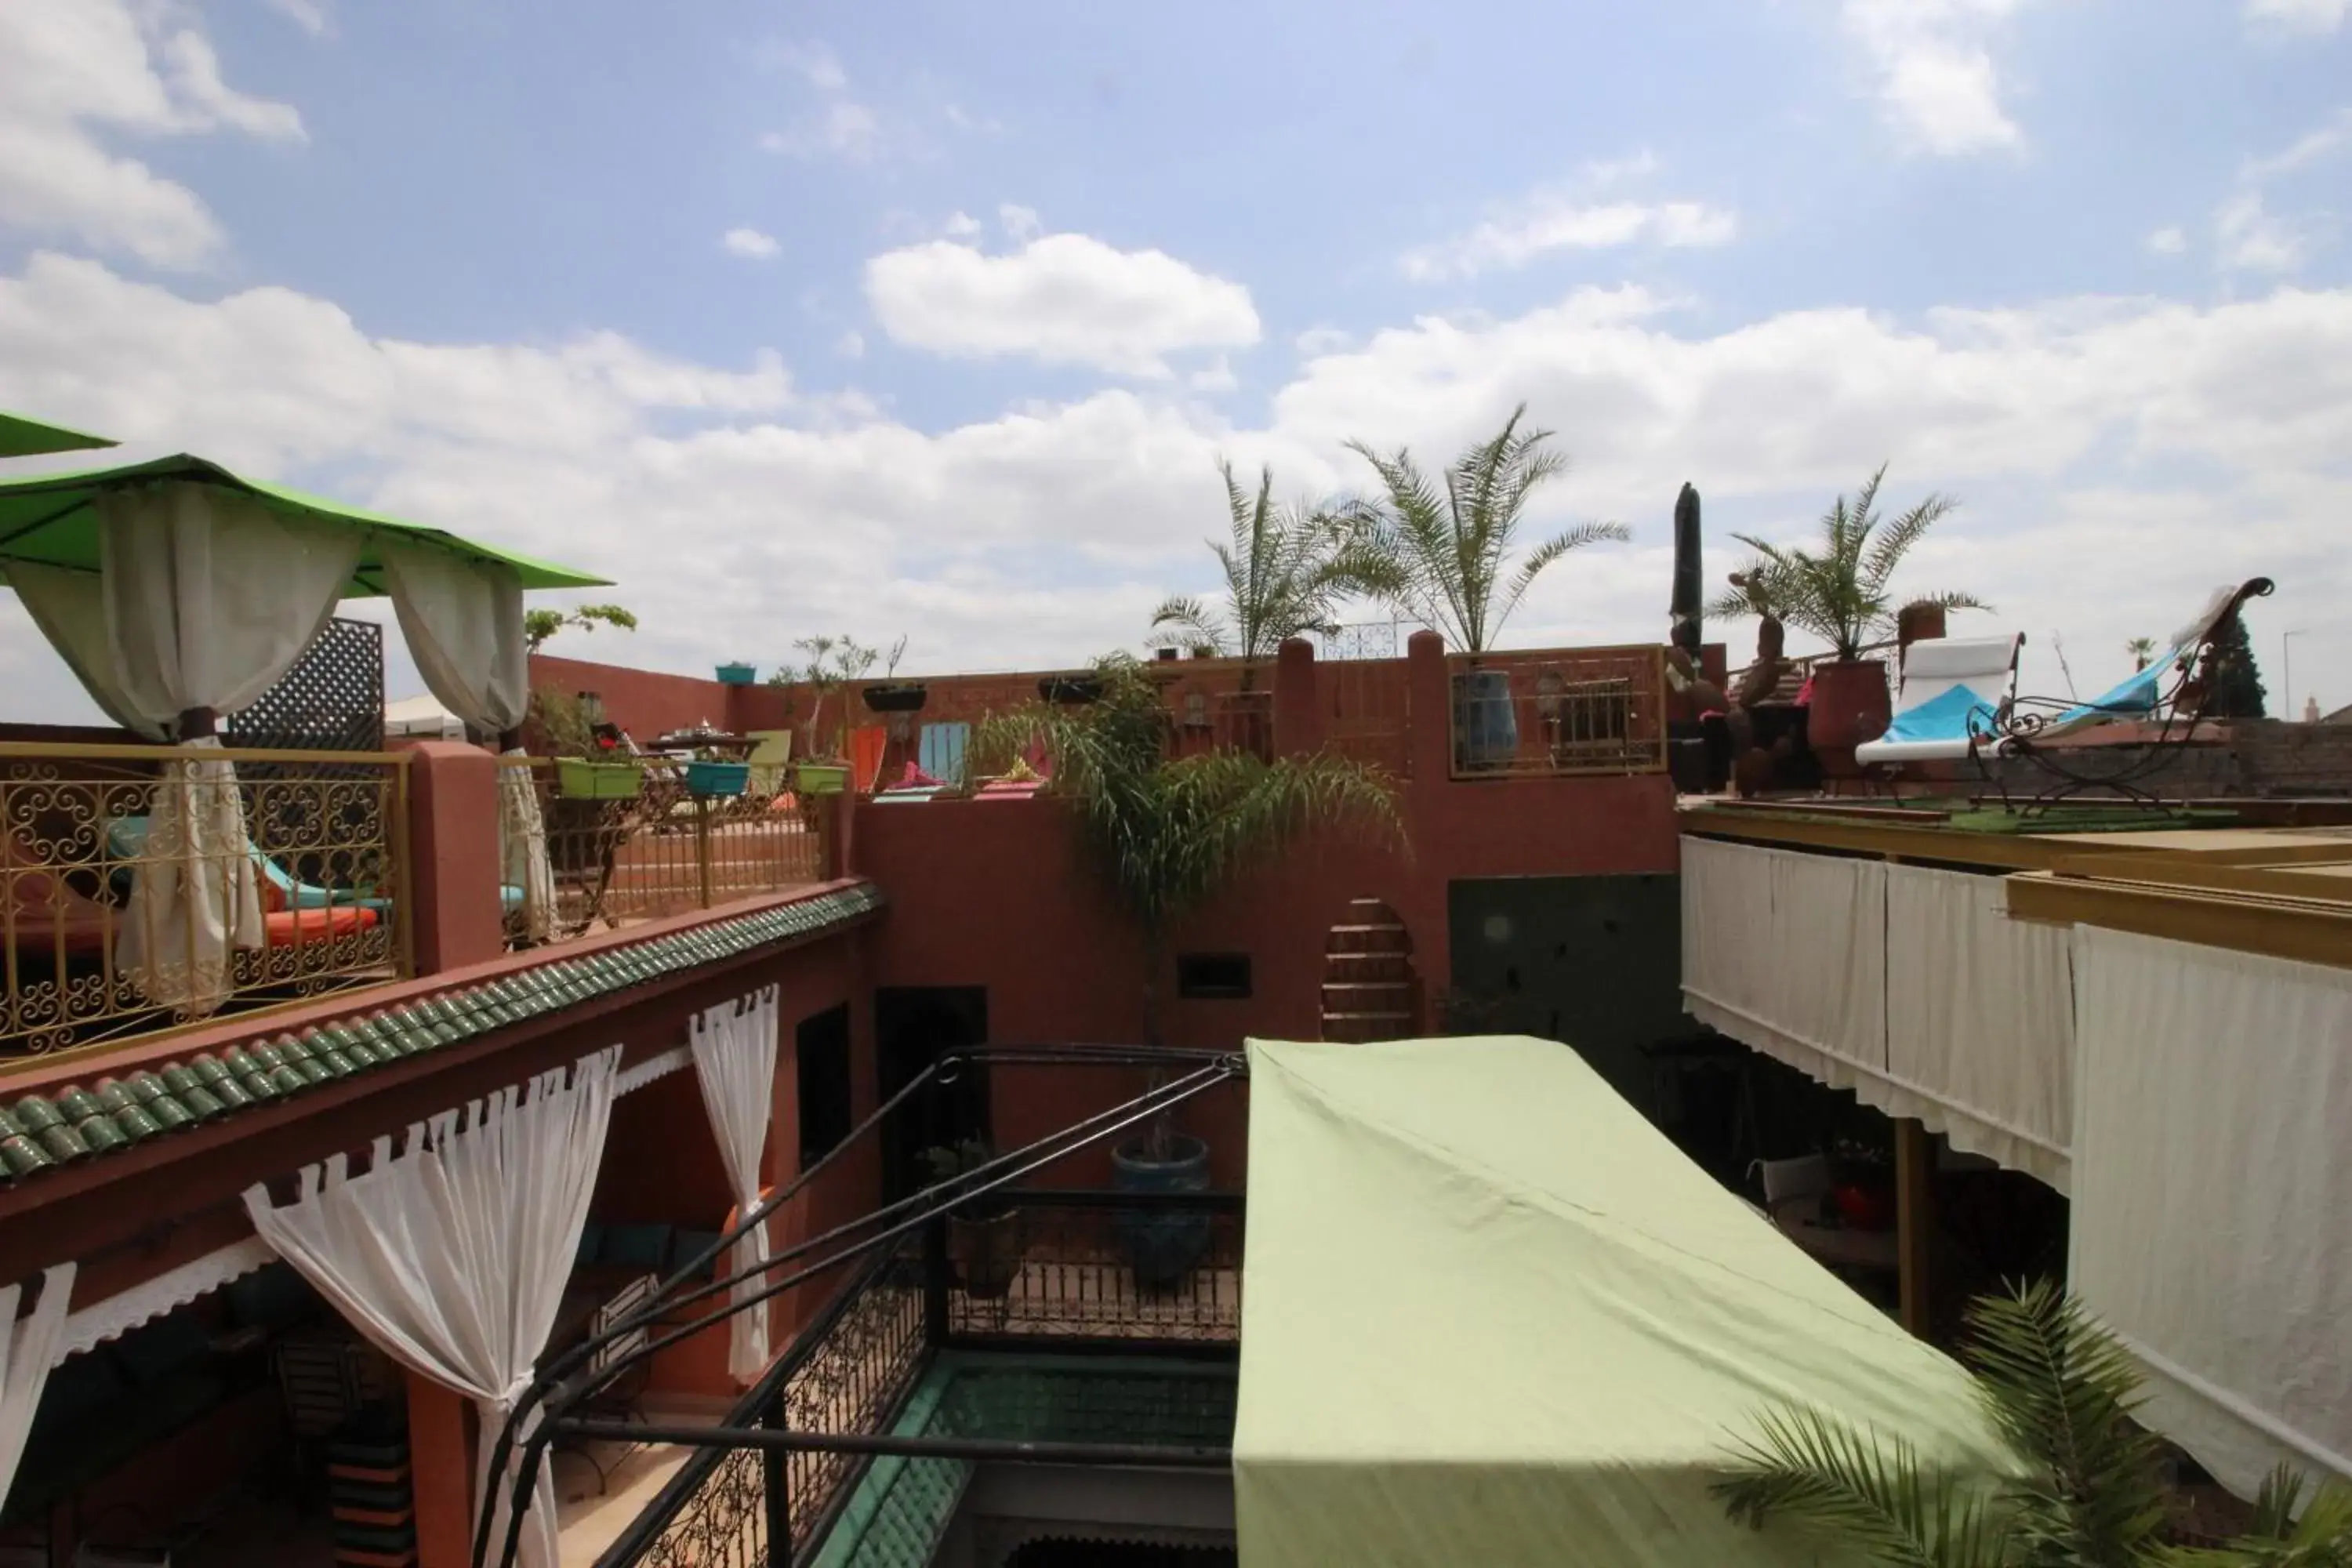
557,1272,659,1494
272,1334,368,1513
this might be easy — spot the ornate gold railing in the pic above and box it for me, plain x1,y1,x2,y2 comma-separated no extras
503,757,826,946
0,742,410,1060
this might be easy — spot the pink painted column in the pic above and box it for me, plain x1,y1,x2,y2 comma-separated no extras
1273,637,1324,757
405,742,504,975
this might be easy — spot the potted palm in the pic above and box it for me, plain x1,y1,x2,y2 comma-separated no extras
1342,405,1632,771
975,657,1402,1290
921,1137,1021,1298
1718,1278,2352,1562
776,634,877,811
1149,458,1394,684
1710,466,1987,777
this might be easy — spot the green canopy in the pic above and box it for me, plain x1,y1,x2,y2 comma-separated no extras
0,410,117,459
0,451,609,593
1234,1036,2013,1568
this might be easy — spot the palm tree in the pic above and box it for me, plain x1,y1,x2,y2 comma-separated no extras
1150,461,1394,673
1717,1279,2352,1565
2127,637,2158,673
975,658,1402,1149
1341,404,1631,652
1709,465,1987,662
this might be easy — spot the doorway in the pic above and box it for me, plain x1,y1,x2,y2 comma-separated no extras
874,985,991,1202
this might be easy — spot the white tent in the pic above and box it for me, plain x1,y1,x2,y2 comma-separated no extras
384,692,466,739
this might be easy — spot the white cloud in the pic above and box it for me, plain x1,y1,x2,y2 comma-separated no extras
1189,358,1238,394
0,3,305,267
2146,226,2187,256
1295,327,1354,357
758,40,891,162
1402,195,1737,281
2245,0,2347,33
263,0,331,36
5,253,2352,717
2243,106,2352,181
1840,0,2027,155
721,227,780,260
2216,191,2305,273
999,203,1042,241
864,232,1261,377
835,330,866,360
943,210,982,238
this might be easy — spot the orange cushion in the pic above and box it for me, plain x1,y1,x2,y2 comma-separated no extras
263,906,378,946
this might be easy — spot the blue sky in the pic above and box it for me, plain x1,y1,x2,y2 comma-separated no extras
2,0,2350,720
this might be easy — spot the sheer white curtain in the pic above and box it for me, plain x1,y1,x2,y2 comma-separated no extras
9,482,362,1010
379,539,554,942
0,1263,75,1516
244,1048,619,1568
2070,928,2352,1498
690,986,781,1383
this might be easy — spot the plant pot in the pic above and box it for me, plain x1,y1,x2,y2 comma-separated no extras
795,762,848,796
1111,1134,1210,1292
1806,659,1893,778
862,683,929,713
1038,674,1105,705
949,1210,1023,1299
557,759,642,800
685,760,750,797
716,662,757,686
1450,667,1519,772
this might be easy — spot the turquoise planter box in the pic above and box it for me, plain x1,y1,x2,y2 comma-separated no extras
686,760,750,797
716,662,757,685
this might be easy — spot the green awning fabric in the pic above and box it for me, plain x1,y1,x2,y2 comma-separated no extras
1235,1036,2013,1568
0,452,608,592
0,411,116,459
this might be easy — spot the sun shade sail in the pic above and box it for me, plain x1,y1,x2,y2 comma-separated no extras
0,410,115,459
0,452,607,593
1234,1035,2011,1568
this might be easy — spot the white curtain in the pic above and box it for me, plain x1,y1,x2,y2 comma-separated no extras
1681,837,1889,1089
244,1047,619,1568
379,539,554,942
0,1263,75,1516
2069,927,2352,1498
1884,866,2074,1192
689,986,780,1383
10,484,362,1011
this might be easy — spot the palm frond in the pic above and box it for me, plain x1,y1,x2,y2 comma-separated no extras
1961,1279,2173,1563
1715,1405,2002,1567
1493,520,1633,641
1149,596,1230,656
1862,492,1961,593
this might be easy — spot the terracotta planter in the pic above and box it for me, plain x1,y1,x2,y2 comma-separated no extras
1806,659,1891,778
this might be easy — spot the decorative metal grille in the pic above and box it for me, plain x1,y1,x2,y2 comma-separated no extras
1316,621,1405,662
229,616,386,753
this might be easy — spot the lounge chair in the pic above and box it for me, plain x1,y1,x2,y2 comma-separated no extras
1854,633,2023,776
111,815,525,922
848,726,889,795
1976,577,2274,810
742,729,793,800
873,762,949,803
918,722,970,788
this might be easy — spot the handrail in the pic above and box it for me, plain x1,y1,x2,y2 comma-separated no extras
0,739,412,766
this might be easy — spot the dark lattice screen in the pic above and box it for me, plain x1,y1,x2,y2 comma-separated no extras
229,615,385,753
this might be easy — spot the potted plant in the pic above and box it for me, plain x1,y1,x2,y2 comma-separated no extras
975,657,1403,1290
1151,457,1395,697
1709,466,1985,778
1341,405,1632,771
860,635,927,713
777,634,879,803
921,1137,1022,1298
532,691,643,800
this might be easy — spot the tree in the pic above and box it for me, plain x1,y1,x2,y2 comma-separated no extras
1150,460,1394,670
1709,465,1987,662
2205,614,2268,720
974,657,1402,1143
1341,404,1630,652
523,603,637,652
1717,1278,2352,1565
771,634,878,760
2127,637,2158,672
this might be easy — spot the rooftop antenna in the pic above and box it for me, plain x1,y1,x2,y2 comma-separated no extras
2050,630,2079,700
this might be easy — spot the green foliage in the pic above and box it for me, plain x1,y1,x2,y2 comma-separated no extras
522,602,638,652
1150,459,1396,662
1717,1279,2352,1565
2205,615,2268,720
1708,465,1987,661
1341,404,1630,652
2127,638,2158,672
527,687,602,756
972,656,1403,1044
771,633,880,760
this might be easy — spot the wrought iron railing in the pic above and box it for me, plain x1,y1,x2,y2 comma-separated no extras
592,1188,1242,1568
0,742,409,1058
503,757,825,946
1446,646,1668,779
